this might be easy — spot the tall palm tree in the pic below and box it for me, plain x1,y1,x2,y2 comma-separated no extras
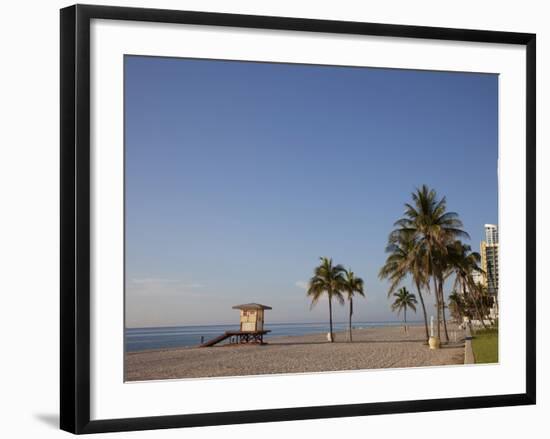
394,185,468,342
379,229,430,342
342,269,365,342
307,257,346,342
391,287,418,332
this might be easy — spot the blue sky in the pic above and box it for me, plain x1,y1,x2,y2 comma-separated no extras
125,56,498,328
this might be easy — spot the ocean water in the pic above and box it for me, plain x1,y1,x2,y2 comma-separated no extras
125,321,420,352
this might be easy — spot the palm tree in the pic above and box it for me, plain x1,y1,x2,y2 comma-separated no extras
475,285,496,326
379,229,430,342
391,287,418,332
393,185,468,342
307,257,346,342
342,269,365,342
447,291,466,323
447,240,488,328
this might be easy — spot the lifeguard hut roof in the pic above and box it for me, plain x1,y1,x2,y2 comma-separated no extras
232,303,272,310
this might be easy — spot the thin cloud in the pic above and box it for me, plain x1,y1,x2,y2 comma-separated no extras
130,278,178,285
295,281,309,290
184,283,205,288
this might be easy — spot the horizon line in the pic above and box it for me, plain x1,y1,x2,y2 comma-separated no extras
125,319,426,330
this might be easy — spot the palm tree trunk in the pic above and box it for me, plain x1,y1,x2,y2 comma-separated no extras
473,289,488,329
432,275,441,340
328,294,334,342
415,282,429,343
349,297,353,342
465,282,486,329
478,288,491,327
404,306,407,333
439,277,449,342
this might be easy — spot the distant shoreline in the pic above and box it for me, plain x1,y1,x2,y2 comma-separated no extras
125,320,425,330
125,321,425,353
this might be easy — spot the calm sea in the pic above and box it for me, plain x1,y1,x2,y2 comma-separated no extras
125,321,421,352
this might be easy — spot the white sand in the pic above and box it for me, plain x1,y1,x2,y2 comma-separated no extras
125,325,465,381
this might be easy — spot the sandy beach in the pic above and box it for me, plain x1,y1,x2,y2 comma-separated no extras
125,325,465,381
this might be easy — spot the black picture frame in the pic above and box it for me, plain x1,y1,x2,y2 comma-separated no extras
60,4,536,434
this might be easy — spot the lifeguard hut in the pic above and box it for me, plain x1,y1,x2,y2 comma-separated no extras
233,303,271,332
200,303,272,347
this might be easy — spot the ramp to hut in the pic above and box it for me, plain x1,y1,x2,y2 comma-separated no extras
200,331,232,347
200,330,271,347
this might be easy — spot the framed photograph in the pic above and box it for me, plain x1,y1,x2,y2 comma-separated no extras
60,4,536,434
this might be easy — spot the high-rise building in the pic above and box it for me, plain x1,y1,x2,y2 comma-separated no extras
484,224,498,246
480,224,499,297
